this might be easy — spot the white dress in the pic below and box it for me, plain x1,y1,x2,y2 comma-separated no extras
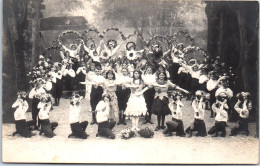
124,80,147,117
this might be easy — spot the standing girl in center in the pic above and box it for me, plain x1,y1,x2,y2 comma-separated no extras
151,71,189,131
124,69,149,131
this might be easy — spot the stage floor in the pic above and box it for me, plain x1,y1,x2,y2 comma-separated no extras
2,98,259,164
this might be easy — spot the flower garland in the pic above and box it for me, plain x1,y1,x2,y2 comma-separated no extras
119,128,135,139
58,30,81,46
172,29,194,47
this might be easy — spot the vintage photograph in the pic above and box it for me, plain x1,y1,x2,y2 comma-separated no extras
2,0,259,164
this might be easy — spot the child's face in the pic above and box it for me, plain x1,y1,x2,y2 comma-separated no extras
104,97,109,102
129,46,135,51
95,69,101,75
243,96,248,100
107,73,114,80
146,68,152,74
153,45,159,52
93,51,98,56
196,95,201,101
71,45,77,50
90,64,96,71
121,69,128,76
108,41,115,48
158,66,164,72
133,72,140,79
158,73,165,80
90,44,96,50
42,98,47,102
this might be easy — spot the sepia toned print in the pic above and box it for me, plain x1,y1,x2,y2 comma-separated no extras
2,0,259,164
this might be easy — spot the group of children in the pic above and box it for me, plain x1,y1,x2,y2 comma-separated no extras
12,36,253,139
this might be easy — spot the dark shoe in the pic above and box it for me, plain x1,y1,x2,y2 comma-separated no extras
122,119,127,125
68,133,74,138
148,120,154,124
220,131,226,137
165,132,173,137
178,134,186,137
195,133,201,137
12,131,18,136
161,126,166,129
163,128,169,134
90,120,96,125
155,126,160,131
212,133,218,137
187,132,192,138
39,131,43,135
142,120,148,124
117,120,122,125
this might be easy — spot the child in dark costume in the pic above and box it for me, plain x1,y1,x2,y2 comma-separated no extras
116,67,131,125
96,94,116,139
185,90,207,137
230,92,252,136
29,79,46,130
152,71,188,131
38,94,58,138
68,94,89,139
12,91,35,138
142,65,156,124
163,92,186,137
208,92,229,137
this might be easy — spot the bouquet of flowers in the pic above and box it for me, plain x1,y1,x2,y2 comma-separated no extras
138,127,154,138
119,128,135,139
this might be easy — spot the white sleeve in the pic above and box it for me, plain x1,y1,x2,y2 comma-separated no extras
76,67,82,75
207,81,217,91
12,100,20,108
83,44,90,53
37,102,43,109
69,70,76,78
29,89,35,99
45,82,52,91
60,51,65,59
63,69,69,76
23,101,29,113
234,102,242,113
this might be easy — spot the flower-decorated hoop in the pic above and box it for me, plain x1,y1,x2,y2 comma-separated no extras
81,28,103,48
148,35,172,53
58,30,81,49
171,29,194,48
183,46,207,65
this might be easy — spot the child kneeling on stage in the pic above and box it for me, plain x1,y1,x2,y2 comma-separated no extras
208,92,229,137
38,94,58,138
163,91,186,137
68,94,89,139
96,94,116,139
230,92,252,136
185,90,207,137
12,91,35,138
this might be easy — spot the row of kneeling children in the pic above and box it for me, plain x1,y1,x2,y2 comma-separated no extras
11,88,252,139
